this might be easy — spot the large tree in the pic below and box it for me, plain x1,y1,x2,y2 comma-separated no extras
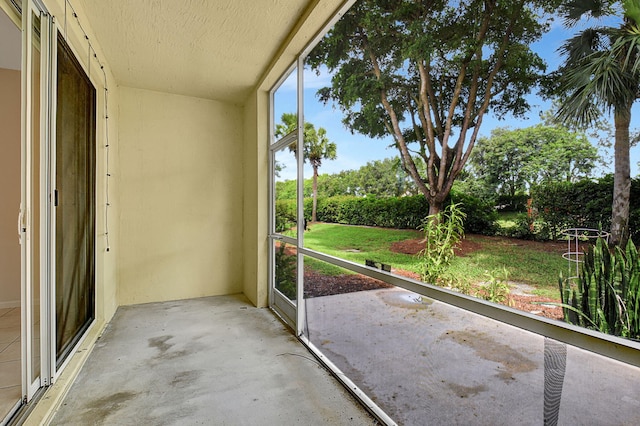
551,0,640,246
307,0,557,217
275,113,337,222
355,157,418,197
470,124,600,197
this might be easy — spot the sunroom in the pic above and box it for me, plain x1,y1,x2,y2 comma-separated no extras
1,0,639,425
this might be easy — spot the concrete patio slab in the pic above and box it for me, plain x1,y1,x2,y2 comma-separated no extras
50,295,376,425
306,288,640,426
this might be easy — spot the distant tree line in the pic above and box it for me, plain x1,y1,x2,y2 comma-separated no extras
276,157,422,200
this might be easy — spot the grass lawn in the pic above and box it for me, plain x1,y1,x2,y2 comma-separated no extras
495,211,521,230
303,223,567,299
303,223,423,274
447,235,566,298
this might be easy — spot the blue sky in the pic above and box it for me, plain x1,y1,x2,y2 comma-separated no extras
274,12,640,182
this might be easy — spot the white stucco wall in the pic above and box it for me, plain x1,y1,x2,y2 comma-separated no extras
117,87,244,305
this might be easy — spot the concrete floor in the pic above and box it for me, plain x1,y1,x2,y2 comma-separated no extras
306,288,640,426
50,295,376,425
48,289,640,425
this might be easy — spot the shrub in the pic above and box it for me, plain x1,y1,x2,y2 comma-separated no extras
274,243,296,300
559,238,640,340
475,268,513,306
420,203,466,284
495,193,529,212
450,191,498,235
311,195,429,229
531,176,640,241
501,213,537,240
275,199,297,233
306,193,496,233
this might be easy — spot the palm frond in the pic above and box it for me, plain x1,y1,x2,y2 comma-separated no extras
612,23,640,74
561,0,616,27
556,86,602,127
556,52,614,126
559,27,608,64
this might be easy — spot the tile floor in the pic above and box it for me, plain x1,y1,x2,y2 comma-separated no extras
0,307,21,421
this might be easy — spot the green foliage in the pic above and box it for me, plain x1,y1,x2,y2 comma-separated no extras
303,223,424,275
275,113,337,168
274,243,296,300
450,191,499,236
420,203,466,284
476,268,513,305
469,125,600,198
499,213,542,240
495,194,530,212
276,112,337,221
558,238,640,340
275,200,297,233
550,0,640,245
308,0,556,215
531,176,640,241
443,274,473,296
452,172,499,206
310,195,428,229
296,193,497,234
351,157,419,197
275,179,298,200
303,223,567,296
275,156,421,201
304,257,346,277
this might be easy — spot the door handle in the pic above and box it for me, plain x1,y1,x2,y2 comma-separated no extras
17,206,25,244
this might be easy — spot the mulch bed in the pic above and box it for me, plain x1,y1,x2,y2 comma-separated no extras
303,268,563,320
304,270,393,299
390,233,575,257
510,295,563,320
301,233,567,321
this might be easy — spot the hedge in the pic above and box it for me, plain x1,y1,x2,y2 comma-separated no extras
531,176,640,241
276,192,497,234
275,199,297,232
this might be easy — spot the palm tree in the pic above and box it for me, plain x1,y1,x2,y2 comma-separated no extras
553,0,640,246
275,113,337,222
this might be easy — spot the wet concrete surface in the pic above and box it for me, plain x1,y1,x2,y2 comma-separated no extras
50,295,376,425
305,288,640,425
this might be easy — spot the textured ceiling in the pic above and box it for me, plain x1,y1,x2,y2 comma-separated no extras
78,0,312,104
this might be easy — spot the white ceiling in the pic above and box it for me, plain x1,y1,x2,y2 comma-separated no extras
0,8,21,71
78,0,313,104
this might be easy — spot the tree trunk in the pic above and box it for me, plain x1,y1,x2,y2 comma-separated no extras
427,199,444,220
312,165,319,222
610,107,631,247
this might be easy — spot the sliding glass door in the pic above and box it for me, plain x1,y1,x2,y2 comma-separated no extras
21,0,54,402
17,1,96,412
53,31,96,366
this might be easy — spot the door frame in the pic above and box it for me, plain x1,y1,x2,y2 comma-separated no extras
19,0,100,401
20,0,54,402
268,61,303,330
49,27,98,378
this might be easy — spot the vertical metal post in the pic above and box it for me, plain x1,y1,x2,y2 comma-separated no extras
296,57,305,336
